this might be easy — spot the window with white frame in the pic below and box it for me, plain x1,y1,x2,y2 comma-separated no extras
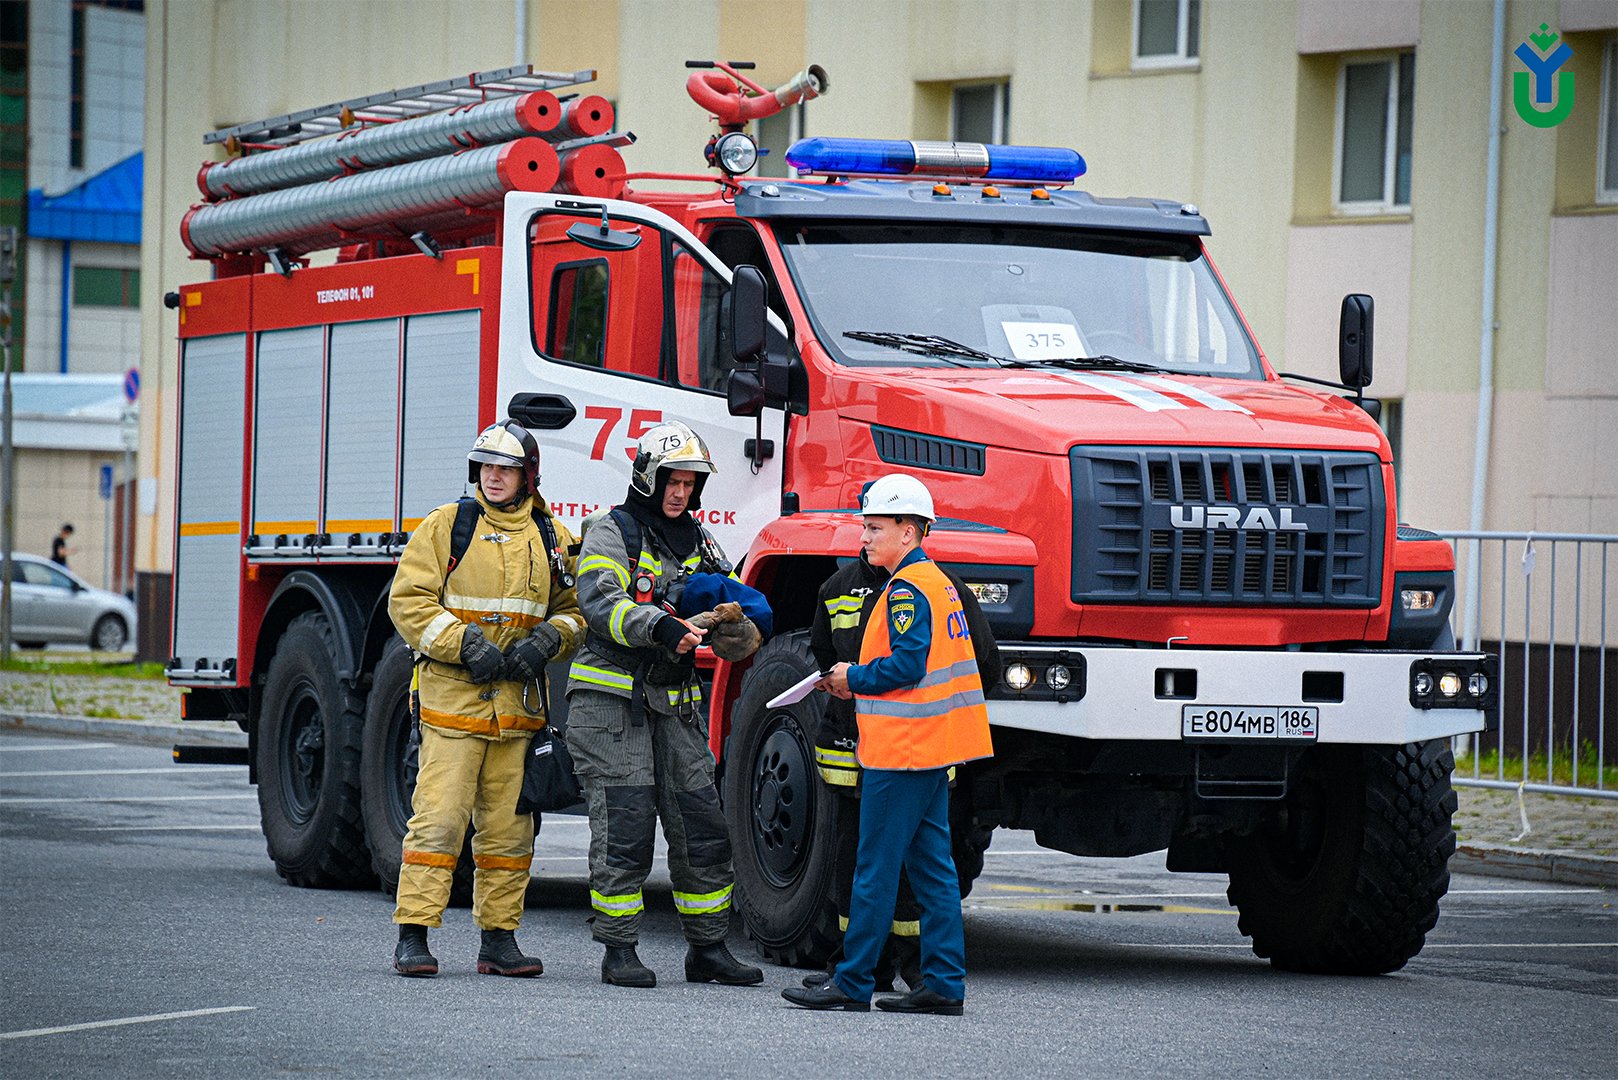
1599,37,1618,204
952,82,1009,144
1134,0,1200,68
755,103,805,179
1336,52,1415,213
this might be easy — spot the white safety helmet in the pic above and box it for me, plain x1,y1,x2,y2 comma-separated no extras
630,420,716,496
860,474,935,523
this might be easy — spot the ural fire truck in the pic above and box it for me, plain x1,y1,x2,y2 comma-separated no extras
166,63,1495,976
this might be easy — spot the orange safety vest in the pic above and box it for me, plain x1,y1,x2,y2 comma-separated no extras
855,558,993,770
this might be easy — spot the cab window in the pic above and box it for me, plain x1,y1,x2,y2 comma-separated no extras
547,260,609,367
530,208,738,395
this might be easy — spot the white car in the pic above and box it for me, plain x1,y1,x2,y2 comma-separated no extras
6,553,138,652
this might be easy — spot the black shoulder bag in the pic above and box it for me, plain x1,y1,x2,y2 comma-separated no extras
516,723,583,814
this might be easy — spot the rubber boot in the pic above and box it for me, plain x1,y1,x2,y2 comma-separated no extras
394,924,438,978
601,944,656,988
684,941,764,986
476,929,543,977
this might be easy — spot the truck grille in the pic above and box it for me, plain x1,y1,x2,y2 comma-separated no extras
1070,447,1384,607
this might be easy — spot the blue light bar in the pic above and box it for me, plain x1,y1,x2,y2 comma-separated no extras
785,137,1086,184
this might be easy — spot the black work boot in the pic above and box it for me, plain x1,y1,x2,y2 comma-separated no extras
601,944,657,988
684,941,764,986
394,924,438,978
891,934,923,992
476,929,543,977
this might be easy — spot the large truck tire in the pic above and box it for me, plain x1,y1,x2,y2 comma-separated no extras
724,630,840,967
256,612,373,888
1224,739,1457,975
359,636,473,907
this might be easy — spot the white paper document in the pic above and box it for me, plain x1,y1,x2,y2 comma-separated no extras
765,669,828,709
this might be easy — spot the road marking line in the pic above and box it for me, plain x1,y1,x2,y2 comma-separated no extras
86,825,262,832
0,1006,255,1041
1447,888,1603,895
1116,942,1617,950
0,766,243,778
0,794,259,805
0,743,115,753
981,851,1062,856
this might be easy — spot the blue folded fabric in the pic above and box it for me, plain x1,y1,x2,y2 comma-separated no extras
679,572,774,640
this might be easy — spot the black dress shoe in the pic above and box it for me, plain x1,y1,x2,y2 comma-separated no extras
781,982,870,1011
801,970,832,989
874,985,964,1016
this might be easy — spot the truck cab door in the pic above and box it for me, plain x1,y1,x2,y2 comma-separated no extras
499,193,789,556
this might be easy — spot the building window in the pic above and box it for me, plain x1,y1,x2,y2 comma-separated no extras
1600,38,1618,204
1336,52,1414,213
73,266,140,308
1134,0,1200,68
952,82,1009,144
755,103,804,179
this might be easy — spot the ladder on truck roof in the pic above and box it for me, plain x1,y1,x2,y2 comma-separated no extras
205,65,598,149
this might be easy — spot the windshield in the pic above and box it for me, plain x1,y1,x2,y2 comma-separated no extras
773,222,1263,377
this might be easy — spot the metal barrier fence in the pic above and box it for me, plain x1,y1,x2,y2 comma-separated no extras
1443,530,1614,800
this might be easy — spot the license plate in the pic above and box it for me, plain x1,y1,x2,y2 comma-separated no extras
1181,705,1319,742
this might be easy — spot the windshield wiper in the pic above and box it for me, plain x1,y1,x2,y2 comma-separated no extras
842,331,1005,367
1000,354,1168,374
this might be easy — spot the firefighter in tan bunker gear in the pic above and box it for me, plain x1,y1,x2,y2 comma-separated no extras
388,420,586,978
566,421,765,989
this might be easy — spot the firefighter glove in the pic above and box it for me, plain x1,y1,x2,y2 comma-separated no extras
503,622,562,683
459,624,504,684
709,617,763,662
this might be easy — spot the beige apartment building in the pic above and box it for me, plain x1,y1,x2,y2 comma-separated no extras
138,0,1616,645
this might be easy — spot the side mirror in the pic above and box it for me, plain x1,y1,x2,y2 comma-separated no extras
730,264,768,367
1339,293,1374,389
726,368,765,418
565,219,641,252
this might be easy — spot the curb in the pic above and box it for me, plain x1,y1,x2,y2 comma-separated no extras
1,711,247,749
1452,842,1617,888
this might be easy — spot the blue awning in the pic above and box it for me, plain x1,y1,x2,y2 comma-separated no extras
27,153,143,244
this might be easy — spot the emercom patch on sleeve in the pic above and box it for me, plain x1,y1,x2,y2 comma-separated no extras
890,602,916,634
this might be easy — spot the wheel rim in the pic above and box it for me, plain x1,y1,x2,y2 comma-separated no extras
278,683,326,823
749,709,816,889
94,619,124,651
386,692,417,836
1254,761,1331,888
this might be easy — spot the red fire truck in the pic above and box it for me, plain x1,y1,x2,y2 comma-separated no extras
166,63,1494,976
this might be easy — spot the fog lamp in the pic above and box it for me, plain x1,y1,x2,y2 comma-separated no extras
1045,664,1072,691
1004,663,1033,691
966,582,1009,605
1401,589,1437,611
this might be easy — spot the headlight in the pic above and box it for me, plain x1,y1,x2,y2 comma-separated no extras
1468,672,1489,697
1438,672,1462,698
1004,662,1033,691
1045,664,1072,691
713,131,759,176
1413,672,1433,697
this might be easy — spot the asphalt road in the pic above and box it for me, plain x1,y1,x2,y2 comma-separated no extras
1,730,1612,1079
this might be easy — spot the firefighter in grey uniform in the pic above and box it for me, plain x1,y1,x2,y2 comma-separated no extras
565,421,765,989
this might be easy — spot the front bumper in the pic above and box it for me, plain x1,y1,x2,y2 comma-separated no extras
986,645,1492,746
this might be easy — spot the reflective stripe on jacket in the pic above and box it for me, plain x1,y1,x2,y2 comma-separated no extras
855,558,992,770
389,492,585,738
